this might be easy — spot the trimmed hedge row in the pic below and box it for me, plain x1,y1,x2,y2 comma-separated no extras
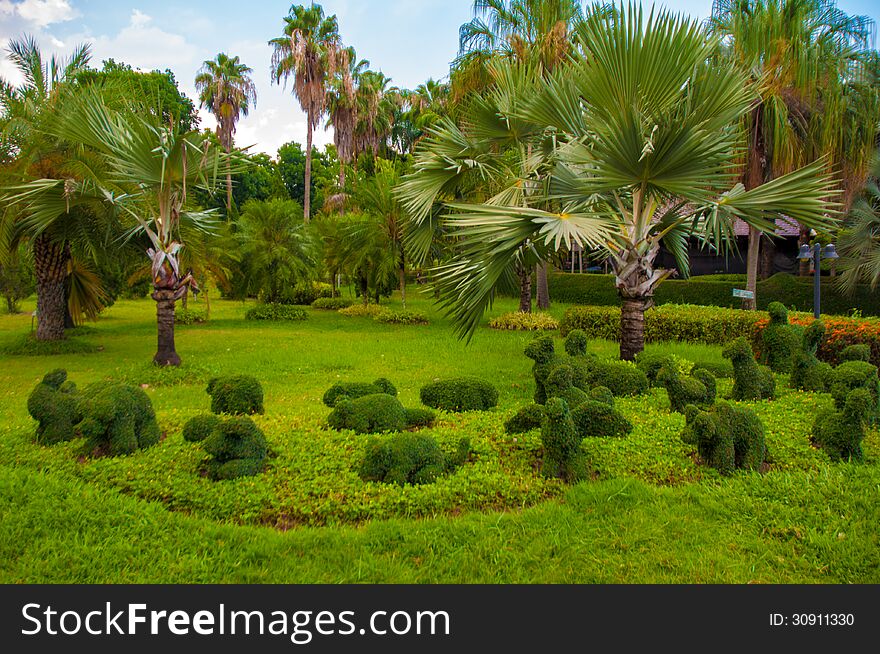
549,272,880,316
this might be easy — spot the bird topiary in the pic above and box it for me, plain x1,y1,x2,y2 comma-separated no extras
544,365,589,409
419,377,498,412
327,393,434,434
723,338,775,401
812,388,872,462
182,414,223,443
681,402,766,476
657,358,716,413
759,303,803,374
826,361,879,412
76,383,161,456
206,375,264,415
541,398,589,482
201,416,268,480
322,378,397,407
27,369,81,445
359,434,470,486
790,321,828,392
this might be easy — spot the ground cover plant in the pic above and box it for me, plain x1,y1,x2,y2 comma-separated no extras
0,292,878,584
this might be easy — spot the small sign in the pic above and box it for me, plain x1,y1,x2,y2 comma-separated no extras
733,289,755,300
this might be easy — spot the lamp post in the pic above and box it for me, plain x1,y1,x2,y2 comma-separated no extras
798,242,839,320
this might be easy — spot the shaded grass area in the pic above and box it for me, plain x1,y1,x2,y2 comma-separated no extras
1,290,878,582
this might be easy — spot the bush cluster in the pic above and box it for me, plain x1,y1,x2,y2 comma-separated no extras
176,306,208,326
657,360,716,413
27,369,81,445
77,382,161,456
359,434,470,486
541,398,589,482
759,303,802,373
826,361,879,411
201,416,268,480
287,282,333,306
723,338,775,401
245,304,308,322
420,378,499,412
327,393,435,434
682,402,766,475
588,360,649,397
339,303,384,318
312,297,353,310
790,322,829,392
812,389,872,462
374,309,429,325
489,312,559,331
323,378,398,407
182,414,223,443
207,376,265,416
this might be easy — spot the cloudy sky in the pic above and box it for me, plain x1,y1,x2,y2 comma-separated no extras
2,0,879,157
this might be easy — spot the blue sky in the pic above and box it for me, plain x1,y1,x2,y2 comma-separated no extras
2,0,879,155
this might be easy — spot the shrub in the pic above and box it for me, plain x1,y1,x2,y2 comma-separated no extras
405,407,437,428
541,398,588,482
27,369,80,445
245,304,308,322
374,309,429,325
682,402,766,475
564,330,589,357
206,376,265,416
339,303,384,318
637,352,693,386
840,344,871,363
322,379,397,408
176,306,208,326
723,338,775,401
288,282,333,306
589,360,649,397
489,312,559,331
76,383,160,456
589,386,615,406
359,434,470,486
790,322,827,392
201,416,268,480
826,361,879,411
420,377,499,412
691,360,734,379
312,297,353,310
570,398,633,439
3,333,99,356
182,414,223,443
505,404,546,434
545,365,589,408
812,389,871,462
759,303,802,373
328,393,409,434
657,360,716,413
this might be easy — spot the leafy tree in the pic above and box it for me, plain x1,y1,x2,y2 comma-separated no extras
0,242,34,314
838,150,880,292
277,141,337,213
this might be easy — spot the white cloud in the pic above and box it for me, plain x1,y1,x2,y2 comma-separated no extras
7,0,77,28
129,8,151,28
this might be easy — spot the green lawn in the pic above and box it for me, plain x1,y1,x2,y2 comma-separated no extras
1,290,877,583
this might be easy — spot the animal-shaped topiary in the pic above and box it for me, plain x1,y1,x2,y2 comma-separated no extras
760,303,804,373
544,365,589,409
812,388,872,462
328,393,435,434
420,377,498,412
840,344,871,363
790,321,829,392
505,403,547,434
826,361,879,412
322,378,397,407
359,434,470,486
657,359,716,413
570,391,633,440
541,398,589,482
76,383,161,456
723,338,775,401
525,335,594,404
182,414,223,443
27,369,81,445
206,375,264,415
564,330,589,357
201,416,268,480
588,360,649,397
681,402,766,476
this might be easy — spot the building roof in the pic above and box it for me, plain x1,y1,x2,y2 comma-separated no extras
733,217,801,238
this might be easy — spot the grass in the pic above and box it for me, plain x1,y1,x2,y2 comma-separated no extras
0,289,878,583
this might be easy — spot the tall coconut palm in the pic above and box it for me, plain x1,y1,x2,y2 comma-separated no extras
708,0,877,309
0,36,93,341
354,70,395,162
270,3,342,223
401,6,838,359
195,53,257,215
326,47,367,190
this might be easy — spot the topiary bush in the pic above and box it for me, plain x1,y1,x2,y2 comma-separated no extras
489,312,559,331
183,414,223,443
564,330,589,357
359,434,470,486
657,359,716,413
328,393,432,434
826,361,879,412
27,369,81,445
374,309,429,325
312,297,353,310
420,377,499,412
201,416,268,480
544,365,589,408
245,304,308,321
840,344,871,363
541,398,588,483
405,407,437,428
505,403,547,434
723,338,775,401
812,388,871,462
207,376,265,416
323,378,397,408
589,360,649,397
681,402,766,476
570,397,633,439
759,303,803,373
790,321,828,392
76,383,161,456
691,360,734,379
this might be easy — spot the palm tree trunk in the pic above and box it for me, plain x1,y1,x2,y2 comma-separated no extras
33,235,69,342
744,226,760,310
152,289,181,367
339,164,346,190
743,106,766,311
304,120,313,224
536,262,550,310
518,264,532,314
620,297,651,361
399,263,407,310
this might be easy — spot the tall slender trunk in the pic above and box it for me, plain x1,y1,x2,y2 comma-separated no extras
304,120,313,224
33,235,69,341
620,297,651,361
518,264,532,314
744,226,761,310
339,164,346,190
399,263,407,310
759,235,775,280
536,262,550,310
360,272,369,306
152,289,181,367
743,106,766,311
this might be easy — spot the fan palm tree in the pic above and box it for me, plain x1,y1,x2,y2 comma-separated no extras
338,212,398,306
8,90,231,366
270,3,342,223
354,70,395,162
0,35,94,341
708,0,877,309
195,53,257,215
401,5,838,359
837,150,880,292
326,47,368,190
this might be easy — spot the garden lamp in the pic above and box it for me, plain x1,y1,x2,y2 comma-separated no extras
798,242,838,319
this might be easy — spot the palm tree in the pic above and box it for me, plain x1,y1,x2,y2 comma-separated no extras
270,3,342,223
401,6,838,359
0,36,93,341
9,91,230,366
708,0,877,309
195,53,257,215
837,150,880,292
354,70,395,162
326,47,368,190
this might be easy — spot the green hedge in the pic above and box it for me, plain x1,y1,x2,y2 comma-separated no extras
549,273,880,316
